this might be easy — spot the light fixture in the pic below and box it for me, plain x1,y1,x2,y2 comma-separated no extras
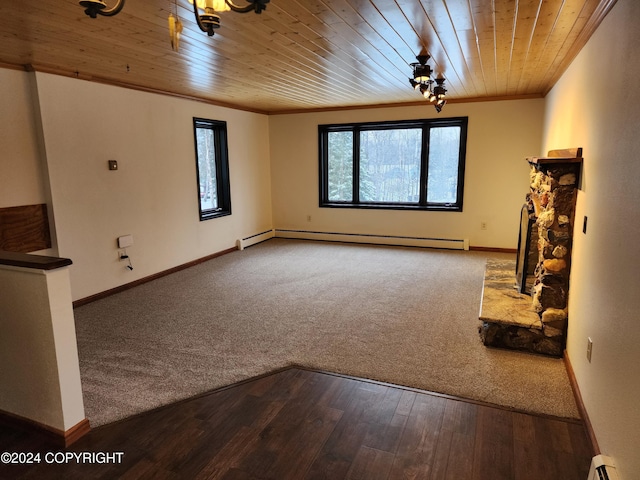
409,54,447,113
168,0,184,52
80,0,270,39
433,78,447,113
79,0,125,18
190,0,270,37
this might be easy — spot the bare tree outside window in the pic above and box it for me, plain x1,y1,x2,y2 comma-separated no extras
427,126,462,204
193,118,231,221
327,131,353,202
359,128,422,203
320,118,467,211
196,127,219,211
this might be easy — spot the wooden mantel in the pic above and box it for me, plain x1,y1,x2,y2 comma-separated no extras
527,147,583,165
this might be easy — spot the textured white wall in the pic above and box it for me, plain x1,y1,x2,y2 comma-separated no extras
0,265,84,431
269,99,544,249
542,0,640,476
32,73,273,301
0,69,48,208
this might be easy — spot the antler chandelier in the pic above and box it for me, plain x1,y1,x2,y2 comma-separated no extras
409,54,447,113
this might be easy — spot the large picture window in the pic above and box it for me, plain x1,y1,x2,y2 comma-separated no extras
319,117,468,211
193,117,231,221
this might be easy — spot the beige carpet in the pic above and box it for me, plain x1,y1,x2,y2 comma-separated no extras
74,238,579,427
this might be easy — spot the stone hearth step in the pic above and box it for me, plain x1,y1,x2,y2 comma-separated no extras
478,259,563,357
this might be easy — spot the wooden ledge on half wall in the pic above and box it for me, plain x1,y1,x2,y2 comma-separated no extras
0,250,72,270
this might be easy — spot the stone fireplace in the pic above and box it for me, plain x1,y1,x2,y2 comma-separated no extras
479,148,583,356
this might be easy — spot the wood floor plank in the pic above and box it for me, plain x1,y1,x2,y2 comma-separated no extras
471,405,515,480
305,419,371,479
0,367,593,480
387,393,447,479
346,446,395,480
531,415,591,480
363,410,408,455
513,412,550,480
395,390,417,417
306,379,390,479
431,400,478,479
192,425,260,479
264,404,343,478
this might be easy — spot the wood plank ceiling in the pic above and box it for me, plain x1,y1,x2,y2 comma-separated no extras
0,0,617,114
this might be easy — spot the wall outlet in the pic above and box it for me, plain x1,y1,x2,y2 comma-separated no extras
480,221,487,230
306,215,312,222
587,337,593,362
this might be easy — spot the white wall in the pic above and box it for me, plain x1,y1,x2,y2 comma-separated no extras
0,69,47,209
542,0,640,476
0,265,85,431
31,73,272,301
269,99,544,249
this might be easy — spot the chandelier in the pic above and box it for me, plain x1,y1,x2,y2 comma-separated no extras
189,0,269,36
79,0,125,17
79,0,270,37
409,54,447,113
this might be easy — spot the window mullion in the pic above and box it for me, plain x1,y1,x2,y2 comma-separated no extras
319,129,328,204
353,127,360,204
419,126,430,206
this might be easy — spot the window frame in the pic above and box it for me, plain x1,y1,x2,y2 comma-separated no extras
319,117,468,212
193,117,232,221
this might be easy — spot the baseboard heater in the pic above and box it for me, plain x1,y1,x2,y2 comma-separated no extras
589,455,620,480
236,229,276,250
274,229,469,250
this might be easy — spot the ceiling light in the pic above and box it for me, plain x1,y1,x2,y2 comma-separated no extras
80,0,270,39
408,54,447,113
433,78,447,103
191,0,230,12
79,0,125,18
190,0,270,36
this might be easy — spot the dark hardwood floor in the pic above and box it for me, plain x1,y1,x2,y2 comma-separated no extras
0,367,592,479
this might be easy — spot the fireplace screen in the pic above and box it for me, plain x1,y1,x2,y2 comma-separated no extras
515,203,536,294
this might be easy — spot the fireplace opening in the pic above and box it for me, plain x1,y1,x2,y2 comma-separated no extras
515,202,537,294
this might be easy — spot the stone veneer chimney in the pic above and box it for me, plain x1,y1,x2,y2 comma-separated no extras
527,148,582,341
478,148,582,357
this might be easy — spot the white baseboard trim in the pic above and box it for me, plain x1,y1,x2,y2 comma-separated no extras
237,229,276,250
274,229,469,250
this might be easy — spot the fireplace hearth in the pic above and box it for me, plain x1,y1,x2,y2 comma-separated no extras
479,148,583,356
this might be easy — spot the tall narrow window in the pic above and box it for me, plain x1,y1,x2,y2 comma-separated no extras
319,117,467,211
193,118,231,220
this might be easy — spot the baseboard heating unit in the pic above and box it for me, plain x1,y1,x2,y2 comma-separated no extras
236,229,275,250
588,455,620,480
274,229,469,250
